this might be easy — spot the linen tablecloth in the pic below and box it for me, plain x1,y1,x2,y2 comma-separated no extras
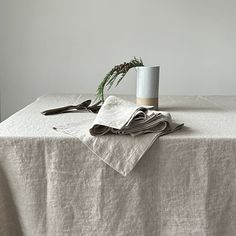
0,94,236,236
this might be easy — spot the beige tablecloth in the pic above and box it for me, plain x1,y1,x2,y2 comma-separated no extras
0,94,236,236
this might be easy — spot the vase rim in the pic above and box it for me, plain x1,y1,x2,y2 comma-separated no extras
136,65,160,68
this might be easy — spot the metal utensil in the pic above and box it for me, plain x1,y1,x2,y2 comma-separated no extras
41,100,92,115
87,100,102,113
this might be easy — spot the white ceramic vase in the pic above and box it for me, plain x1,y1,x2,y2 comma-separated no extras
136,66,160,109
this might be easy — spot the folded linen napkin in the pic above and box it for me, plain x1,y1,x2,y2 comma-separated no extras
89,96,177,136
54,96,183,176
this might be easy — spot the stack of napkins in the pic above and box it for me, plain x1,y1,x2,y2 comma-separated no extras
54,96,183,176
90,96,182,136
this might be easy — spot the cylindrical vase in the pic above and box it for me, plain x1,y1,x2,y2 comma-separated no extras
136,66,160,109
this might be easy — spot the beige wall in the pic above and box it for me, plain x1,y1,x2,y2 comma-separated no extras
1,0,236,120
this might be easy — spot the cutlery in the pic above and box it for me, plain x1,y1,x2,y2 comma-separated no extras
41,100,102,115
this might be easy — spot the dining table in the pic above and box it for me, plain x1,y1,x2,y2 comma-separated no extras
0,94,236,236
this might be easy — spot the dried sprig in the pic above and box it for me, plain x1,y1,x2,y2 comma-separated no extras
96,57,144,102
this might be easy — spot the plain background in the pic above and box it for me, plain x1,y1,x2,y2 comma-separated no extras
0,0,236,120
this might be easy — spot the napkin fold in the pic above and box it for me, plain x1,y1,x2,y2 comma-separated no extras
54,96,183,176
89,96,178,136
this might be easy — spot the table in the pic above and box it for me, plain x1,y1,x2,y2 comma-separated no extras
0,94,236,236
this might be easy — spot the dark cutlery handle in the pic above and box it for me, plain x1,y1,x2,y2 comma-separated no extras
87,100,102,113
41,105,76,115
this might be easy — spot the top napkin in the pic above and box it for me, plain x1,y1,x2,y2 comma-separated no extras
54,96,183,176
89,96,181,137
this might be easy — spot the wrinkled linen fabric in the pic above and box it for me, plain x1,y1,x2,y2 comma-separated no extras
55,96,183,176
0,94,236,236
89,95,182,136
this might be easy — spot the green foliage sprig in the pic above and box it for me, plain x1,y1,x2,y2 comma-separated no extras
96,57,144,102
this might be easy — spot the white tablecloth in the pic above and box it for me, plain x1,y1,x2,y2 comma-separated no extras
0,94,236,236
